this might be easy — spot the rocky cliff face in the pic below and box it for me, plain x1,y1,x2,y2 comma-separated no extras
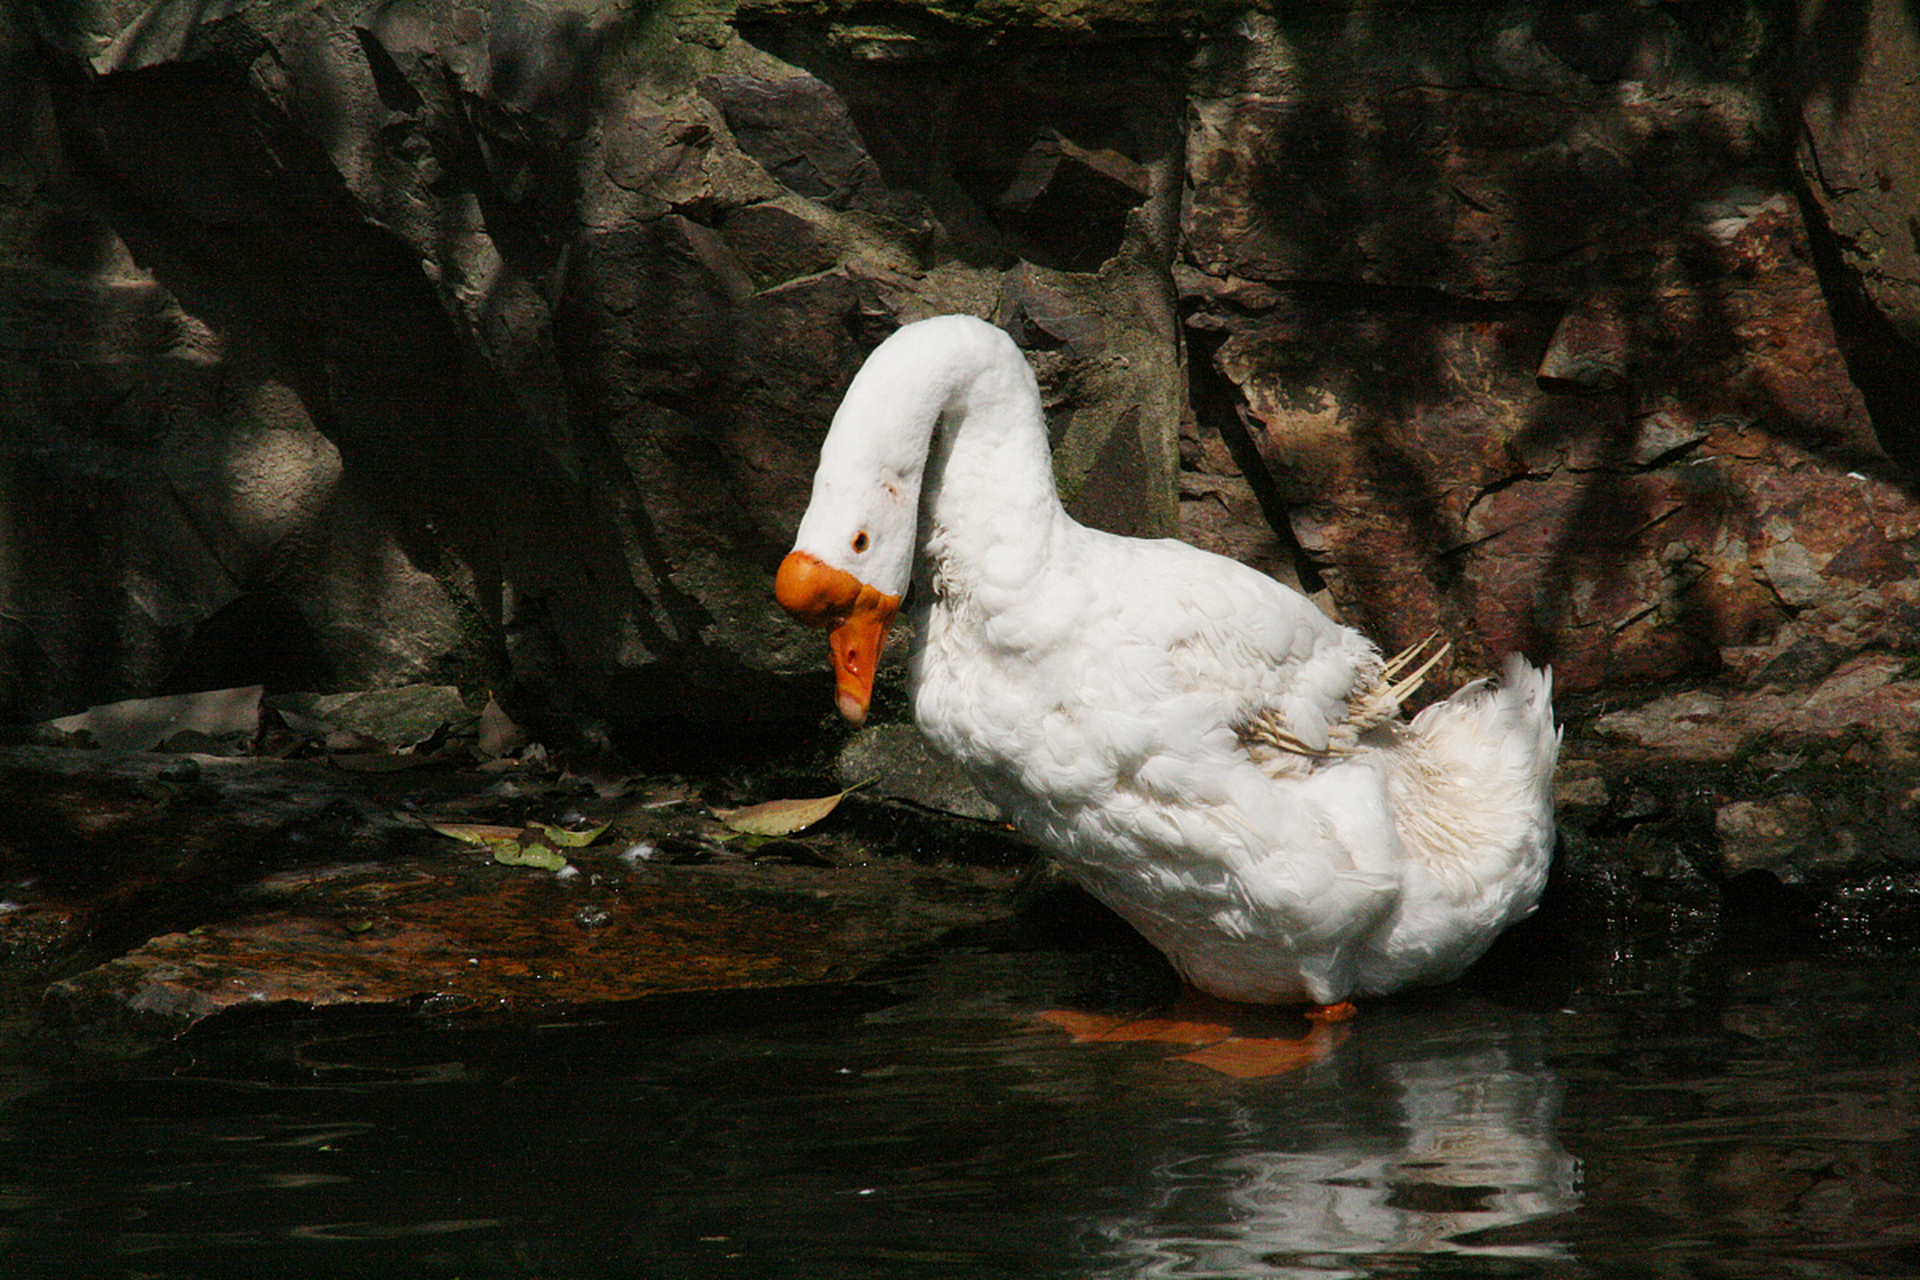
1184,6,1907,695
4,4,1919,810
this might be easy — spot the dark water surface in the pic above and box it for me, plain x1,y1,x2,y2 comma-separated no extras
2,940,1916,1279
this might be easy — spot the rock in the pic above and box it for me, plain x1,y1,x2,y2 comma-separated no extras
718,199,847,287
0,739,1031,1042
1793,0,1920,457
42,687,263,753
1182,7,1910,698
698,73,890,211
1714,796,1822,879
270,686,474,746
0,743,446,977
1551,651,1920,941
41,848,1020,1040
2,0,1186,737
836,723,1000,821
1592,691,1738,763
993,129,1154,273
1535,292,1630,393
1591,653,1920,765
1552,757,1612,812
12,0,1902,738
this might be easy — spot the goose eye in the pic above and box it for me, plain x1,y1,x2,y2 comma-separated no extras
852,531,869,553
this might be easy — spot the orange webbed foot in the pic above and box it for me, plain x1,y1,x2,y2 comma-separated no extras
1036,990,1353,1078
1305,999,1358,1025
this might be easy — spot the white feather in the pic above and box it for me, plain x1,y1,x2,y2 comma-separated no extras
787,316,1561,1005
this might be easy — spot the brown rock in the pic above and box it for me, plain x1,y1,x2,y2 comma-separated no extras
1789,0,1920,458
1714,796,1822,878
699,73,889,210
42,850,1018,1038
1181,9,1901,696
0,740,1027,1040
1592,652,1920,765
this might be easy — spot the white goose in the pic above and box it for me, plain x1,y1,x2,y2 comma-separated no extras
776,315,1559,1007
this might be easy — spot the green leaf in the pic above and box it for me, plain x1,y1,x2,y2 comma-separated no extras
527,820,612,848
428,821,572,872
493,840,570,872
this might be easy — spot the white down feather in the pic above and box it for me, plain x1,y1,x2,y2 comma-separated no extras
783,315,1561,1005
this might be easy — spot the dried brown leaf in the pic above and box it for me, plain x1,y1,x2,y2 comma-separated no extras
477,693,526,759
711,781,867,837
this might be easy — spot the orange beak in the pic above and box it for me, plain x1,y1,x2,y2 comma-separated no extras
774,550,902,726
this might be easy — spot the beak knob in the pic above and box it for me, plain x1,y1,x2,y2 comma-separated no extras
775,551,902,725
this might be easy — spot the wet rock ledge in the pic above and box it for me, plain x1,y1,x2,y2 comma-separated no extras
1552,651,1920,946
5,672,1920,1054
0,688,1047,1052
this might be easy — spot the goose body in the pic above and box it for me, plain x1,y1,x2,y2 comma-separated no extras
776,315,1559,1005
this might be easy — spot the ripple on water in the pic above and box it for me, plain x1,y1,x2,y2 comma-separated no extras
0,949,1914,1278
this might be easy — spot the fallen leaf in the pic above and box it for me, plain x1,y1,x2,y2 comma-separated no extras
425,822,525,846
477,693,526,758
646,834,720,864
712,781,868,837
492,841,569,872
527,820,612,848
426,820,578,873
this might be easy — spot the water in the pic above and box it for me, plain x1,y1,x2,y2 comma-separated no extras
1,939,1916,1279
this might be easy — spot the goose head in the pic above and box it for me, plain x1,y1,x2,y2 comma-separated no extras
776,316,1052,725
775,320,961,724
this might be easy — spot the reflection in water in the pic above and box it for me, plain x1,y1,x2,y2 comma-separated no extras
4,949,1917,1278
1090,1011,1579,1278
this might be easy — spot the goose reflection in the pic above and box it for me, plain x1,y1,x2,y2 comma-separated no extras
1088,1000,1579,1278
